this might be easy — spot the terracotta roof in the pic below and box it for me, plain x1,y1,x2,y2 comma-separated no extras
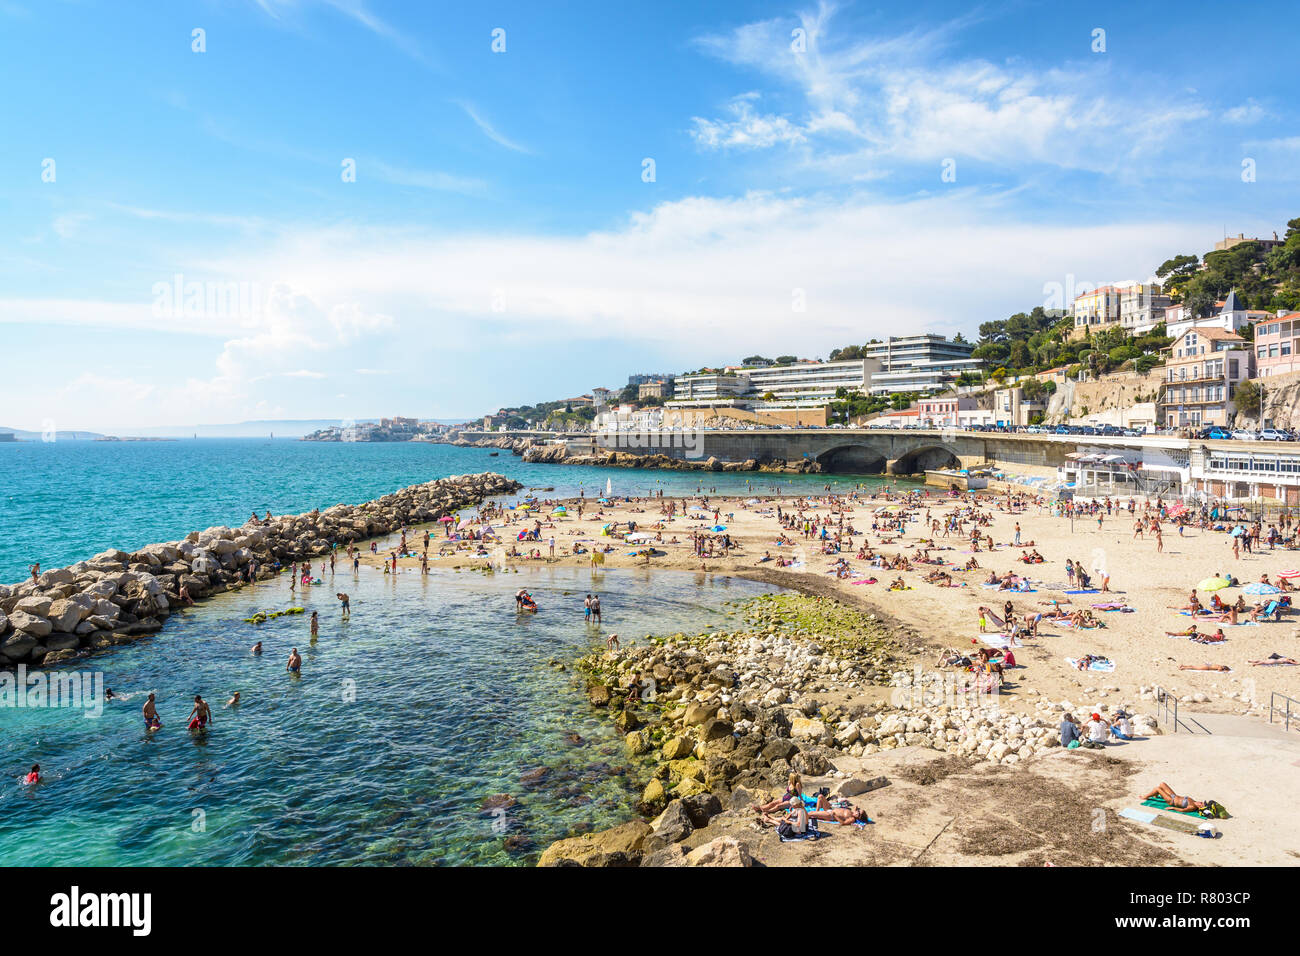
1180,327,1244,342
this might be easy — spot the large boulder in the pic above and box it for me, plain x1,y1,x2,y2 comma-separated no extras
684,836,754,867
47,599,90,633
661,736,695,761
537,820,652,867
44,633,80,652
9,610,52,638
15,595,53,617
1,632,38,661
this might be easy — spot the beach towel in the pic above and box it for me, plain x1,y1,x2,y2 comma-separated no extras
979,633,1014,648
1092,604,1133,612
1065,656,1115,672
982,610,1007,629
778,821,822,842
1118,807,1204,836
1064,588,1100,595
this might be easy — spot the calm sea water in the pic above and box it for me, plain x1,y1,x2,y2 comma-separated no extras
0,439,903,584
0,438,896,866
0,565,773,866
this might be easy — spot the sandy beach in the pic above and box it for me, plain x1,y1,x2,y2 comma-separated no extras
358,485,1300,719
341,482,1300,866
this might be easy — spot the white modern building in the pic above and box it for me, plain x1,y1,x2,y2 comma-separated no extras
863,335,982,396
669,358,878,408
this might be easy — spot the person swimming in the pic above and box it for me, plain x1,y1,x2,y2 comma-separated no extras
251,641,263,655
226,691,241,708
24,763,40,785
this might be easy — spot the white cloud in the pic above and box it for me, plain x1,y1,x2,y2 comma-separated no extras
692,94,807,149
690,2,1209,175
1223,99,1267,124
457,102,531,154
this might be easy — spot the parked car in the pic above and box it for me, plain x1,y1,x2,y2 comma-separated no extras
1204,427,1233,440
1259,428,1288,441
1231,429,1258,441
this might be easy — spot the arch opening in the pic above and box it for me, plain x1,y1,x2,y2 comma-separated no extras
890,445,961,475
816,445,888,474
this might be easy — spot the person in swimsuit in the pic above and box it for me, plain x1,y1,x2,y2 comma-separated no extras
186,695,212,731
142,693,162,731
808,804,871,825
226,691,241,708
605,632,619,651
310,611,319,640
287,648,302,674
25,764,41,785
251,641,263,655
336,593,350,619
1140,782,1206,813
590,594,601,624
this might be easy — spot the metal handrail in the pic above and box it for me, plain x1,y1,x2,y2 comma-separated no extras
1269,691,1300,732
1153,685,1194,733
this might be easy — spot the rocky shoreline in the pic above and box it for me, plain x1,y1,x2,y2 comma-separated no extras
539,591,1163,867
443,435,826,474
0,472,520,669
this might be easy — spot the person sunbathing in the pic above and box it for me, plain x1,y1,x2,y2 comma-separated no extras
1140,783,1206,814
1180,663,1231,671
963,557,981,571
1191,629,1227,644
1165,624,1199,638
888,577,908,591
808,804,871,826
1249,653,1298,666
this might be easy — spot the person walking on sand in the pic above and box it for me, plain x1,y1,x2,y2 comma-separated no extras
336,592,350,619
287,648,302,674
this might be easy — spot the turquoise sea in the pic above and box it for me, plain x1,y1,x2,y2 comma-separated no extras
0,439,901,865
0,439,899,584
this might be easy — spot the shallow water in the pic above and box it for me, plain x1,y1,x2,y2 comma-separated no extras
0,565,776,866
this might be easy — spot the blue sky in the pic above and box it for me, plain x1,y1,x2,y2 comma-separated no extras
2,0,1298,430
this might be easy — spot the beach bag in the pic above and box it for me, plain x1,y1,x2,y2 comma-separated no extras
777,821,796,839
1200,800,1230,819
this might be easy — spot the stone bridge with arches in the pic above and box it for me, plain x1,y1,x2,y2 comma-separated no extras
462,427,1164,475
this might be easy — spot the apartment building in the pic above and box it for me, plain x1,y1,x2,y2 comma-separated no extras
1252,312,1300,377
1118,283,1172,335
670,357,878,408
1160,327,1253,428
863,335,982,396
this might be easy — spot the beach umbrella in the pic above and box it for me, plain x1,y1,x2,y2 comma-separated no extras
1243,582,1281,596
438,515,454,523
1197,577,1231,591
1277,569,1300,579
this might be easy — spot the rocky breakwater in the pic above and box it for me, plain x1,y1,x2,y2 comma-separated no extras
538,592,1162,866
521,444,822,474
0,472,520,669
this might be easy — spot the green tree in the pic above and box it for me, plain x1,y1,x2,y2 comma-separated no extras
1235,379,1261,417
